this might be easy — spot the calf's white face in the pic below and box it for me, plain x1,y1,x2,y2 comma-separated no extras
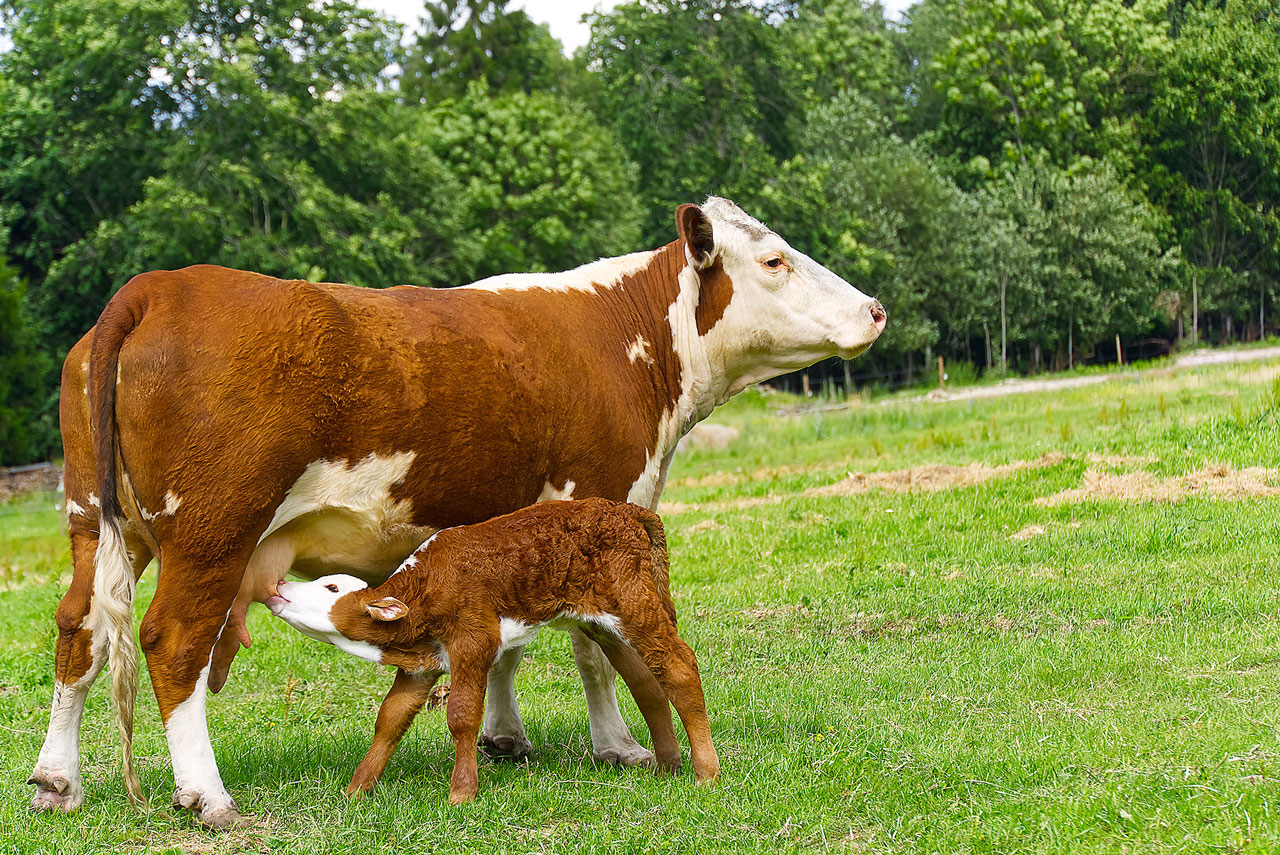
267,575,385,662
691,198,887,389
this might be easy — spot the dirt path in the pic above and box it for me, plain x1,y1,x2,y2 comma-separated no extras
910,345,1280,405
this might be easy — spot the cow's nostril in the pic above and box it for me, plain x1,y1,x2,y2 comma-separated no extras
869,300,887,330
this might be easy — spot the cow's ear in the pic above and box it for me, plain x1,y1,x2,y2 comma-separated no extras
366,597,409,622
676,203,715,269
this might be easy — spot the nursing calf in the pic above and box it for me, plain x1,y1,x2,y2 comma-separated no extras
267,498,719,803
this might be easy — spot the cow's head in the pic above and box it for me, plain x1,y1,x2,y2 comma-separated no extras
676,197,886,394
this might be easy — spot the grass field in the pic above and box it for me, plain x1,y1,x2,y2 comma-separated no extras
3,355,1280,853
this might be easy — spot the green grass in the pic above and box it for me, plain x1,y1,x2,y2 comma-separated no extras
3,357,1280,853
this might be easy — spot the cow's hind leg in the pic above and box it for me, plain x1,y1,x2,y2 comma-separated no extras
569,629,656,767
30,525,150,811
480,645,533,760
139,551,246,829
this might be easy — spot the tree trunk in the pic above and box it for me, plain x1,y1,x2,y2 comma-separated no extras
999,273,1008,374
843,359,852,398
1068,322,1073,370
983,321,993,371
1192,274,1199,344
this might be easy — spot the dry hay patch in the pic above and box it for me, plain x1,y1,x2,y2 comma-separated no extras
811,452,1066,498
1036,463,1280,507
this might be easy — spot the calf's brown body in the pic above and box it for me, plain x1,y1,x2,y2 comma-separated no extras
311,498,720,803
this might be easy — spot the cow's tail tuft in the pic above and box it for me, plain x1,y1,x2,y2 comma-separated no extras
89,294,146,806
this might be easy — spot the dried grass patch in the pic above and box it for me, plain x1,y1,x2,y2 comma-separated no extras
1036,463,1280,507
811,452,1067,498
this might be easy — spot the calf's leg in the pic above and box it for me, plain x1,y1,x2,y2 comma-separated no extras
624,622,720,784
445,656,491,804
569,629,656,767
348,669,442,795
590,634,681,772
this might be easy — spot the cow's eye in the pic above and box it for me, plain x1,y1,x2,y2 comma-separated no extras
762,255,785,270
325,584,339,593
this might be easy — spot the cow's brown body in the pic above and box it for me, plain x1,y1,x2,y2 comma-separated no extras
31,198,885,827
272,498,718,803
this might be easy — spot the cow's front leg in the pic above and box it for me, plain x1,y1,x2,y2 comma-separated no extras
570,628,656,767
480,645,533,760
140,561,244,829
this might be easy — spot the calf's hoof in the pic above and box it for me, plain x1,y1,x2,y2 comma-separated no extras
173,789,243,830
448,787,478,805
29,769,84,813
653,751,682,774
592,739,656,769
479,733,532,762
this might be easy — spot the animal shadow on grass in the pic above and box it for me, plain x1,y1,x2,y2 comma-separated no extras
214,716,647,800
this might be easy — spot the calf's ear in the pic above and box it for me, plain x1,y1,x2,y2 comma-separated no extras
676,203,715,269
366,597,409,622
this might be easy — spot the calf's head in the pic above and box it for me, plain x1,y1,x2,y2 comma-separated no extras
267,575,410,662
677,197,887,393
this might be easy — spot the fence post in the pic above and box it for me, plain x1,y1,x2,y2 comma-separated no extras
1115,334,1123,366
937,356,946,389
801,373,811,397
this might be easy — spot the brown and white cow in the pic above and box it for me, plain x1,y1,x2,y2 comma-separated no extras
267,498,719,804
30,197,885,827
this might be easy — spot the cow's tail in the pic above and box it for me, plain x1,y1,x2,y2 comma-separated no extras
634,507,677,625
88,291,145,806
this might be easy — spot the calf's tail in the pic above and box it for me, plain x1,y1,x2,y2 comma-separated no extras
88,291,146,806
633,507,677,625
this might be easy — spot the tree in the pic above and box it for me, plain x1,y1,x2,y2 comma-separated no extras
0,246,55,465
1142,0,1280,341
584,0,798,243
913,0,1170,175
0,0,181,284
782,0,910,123
765,92,975,370
420,86,643,278
401,0,579,103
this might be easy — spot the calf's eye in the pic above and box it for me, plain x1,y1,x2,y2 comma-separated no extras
762,255,785,270
325,584,339,593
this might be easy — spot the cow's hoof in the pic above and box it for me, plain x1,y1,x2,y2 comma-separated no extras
28,768,83,813
479,733,532,762
173,789,242,830
592,740,656,768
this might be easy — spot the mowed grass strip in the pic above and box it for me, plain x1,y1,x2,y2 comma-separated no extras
1,357,1279,853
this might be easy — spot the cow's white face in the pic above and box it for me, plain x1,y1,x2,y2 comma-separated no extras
685,197,887,392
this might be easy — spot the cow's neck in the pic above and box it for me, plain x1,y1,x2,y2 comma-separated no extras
606,241,727,458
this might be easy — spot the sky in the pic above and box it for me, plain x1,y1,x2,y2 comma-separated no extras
359,1,917,53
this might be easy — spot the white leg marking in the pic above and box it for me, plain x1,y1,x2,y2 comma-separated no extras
481,646,532,759
166,663,237,821
569,628,655,767
30,669,99,811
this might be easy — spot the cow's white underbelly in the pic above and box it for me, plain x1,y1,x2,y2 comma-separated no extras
243,452,437,596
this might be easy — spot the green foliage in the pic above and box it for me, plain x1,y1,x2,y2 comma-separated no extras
1142,0,1280,320
401,0,580,103
420,86,642,278
0,249,55,465
583,0,797,244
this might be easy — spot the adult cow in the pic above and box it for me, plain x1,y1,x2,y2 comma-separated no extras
30,198,885,827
